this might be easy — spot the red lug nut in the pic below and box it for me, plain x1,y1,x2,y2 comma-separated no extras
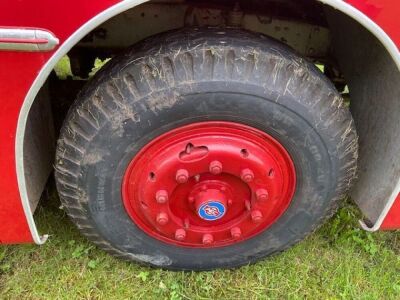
251,210,263,223
231,227,242,239
209,160,223,175
175,229,186,241
176,169,189,184
256,189,269,202
241,168,254,183
156,212,169,225
202,233,214,245
155,190,169,204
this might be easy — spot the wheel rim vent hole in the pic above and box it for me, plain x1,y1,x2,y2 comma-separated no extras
268,168,275,178
149,172,156,182
240,149,249,158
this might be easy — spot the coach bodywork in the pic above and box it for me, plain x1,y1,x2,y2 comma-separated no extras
0,0,399,244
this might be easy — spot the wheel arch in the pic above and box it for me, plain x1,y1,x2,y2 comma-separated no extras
19,0,400,244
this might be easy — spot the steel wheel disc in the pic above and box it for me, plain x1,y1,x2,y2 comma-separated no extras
122,121,296,248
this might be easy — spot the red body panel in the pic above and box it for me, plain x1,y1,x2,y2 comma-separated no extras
381,194,400,230
0,0,399,243
0,0,119,243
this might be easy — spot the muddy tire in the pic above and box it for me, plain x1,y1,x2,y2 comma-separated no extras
55,28,358,270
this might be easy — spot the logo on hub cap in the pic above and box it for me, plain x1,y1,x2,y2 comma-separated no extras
198,201,226,221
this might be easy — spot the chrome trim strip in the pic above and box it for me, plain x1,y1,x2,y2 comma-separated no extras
0,28,59,51
15,0,400,244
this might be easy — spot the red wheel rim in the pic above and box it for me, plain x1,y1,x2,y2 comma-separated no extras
122,121,296,248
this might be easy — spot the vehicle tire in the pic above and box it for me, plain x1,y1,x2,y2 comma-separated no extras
55,28,358,270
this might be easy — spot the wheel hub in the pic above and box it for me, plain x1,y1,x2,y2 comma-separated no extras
122,121,296,248
191,180,230,221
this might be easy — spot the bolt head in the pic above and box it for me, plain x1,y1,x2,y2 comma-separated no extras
155,190,169,204
176,169,189,184
184,218,190,229
188,196,195,204
256,189,269,202
156,212,169,225
175,229,186,241
209,160,223,175
202,233,214,245
251,210,263,223
241,168,254,183
231,227,242,239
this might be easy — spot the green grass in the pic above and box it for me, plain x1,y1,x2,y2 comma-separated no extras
0,194,399,300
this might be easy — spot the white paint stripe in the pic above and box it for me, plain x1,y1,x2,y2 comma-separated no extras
320,0,400,232
319,0,400,70
15,0,400,244
16,0,149,245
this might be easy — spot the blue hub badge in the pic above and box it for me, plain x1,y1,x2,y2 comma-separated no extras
198,201,226,221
